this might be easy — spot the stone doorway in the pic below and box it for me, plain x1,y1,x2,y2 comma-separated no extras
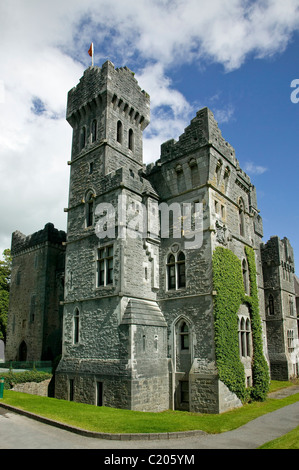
18,340,27,361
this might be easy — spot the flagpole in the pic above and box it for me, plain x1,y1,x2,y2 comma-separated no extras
88,42,94,66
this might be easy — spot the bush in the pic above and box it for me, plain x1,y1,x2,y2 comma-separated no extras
2,370,52,390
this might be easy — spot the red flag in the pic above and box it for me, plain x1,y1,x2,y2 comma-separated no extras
88,43,93,57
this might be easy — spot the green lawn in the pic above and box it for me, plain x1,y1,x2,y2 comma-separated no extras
1,386,299,436
259,425,299,449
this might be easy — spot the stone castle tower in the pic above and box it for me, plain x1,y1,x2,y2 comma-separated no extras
261,236,298,379
55,61,272,413
5,61,298,413
55,62,170,411
5,223,65,362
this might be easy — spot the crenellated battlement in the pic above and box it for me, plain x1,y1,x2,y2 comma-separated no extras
11,223,66,255
159,107,236,166
66,61,150,130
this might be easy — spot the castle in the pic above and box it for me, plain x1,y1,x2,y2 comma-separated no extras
5,61,299,413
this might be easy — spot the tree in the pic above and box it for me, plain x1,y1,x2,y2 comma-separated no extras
0,249,12,342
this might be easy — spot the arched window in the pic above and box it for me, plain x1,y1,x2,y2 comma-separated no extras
177,251,186,288
92,119,97,143
73,308,80,344
240,318,246,357
268,294,274,315
80,126,86,150
239,317,251,357
167,254,176,290
117,120,122,143
85,192,94,227
166,251,186,290
239,199,245,237
180,322,189,350
128,128,134,150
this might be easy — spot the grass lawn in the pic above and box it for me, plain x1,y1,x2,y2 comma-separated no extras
1,383,299,436
259,425,299,449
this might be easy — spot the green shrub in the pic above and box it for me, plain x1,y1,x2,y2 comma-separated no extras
2,370,52,390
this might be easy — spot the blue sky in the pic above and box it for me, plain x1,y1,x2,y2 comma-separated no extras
0,0,299,273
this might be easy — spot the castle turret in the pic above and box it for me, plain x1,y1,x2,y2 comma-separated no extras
55,63,169,412
262,236,298,379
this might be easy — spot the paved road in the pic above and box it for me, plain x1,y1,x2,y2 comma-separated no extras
1,386,299,450
0,400,299,450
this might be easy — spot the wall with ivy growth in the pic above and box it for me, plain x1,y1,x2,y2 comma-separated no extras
244,246,270,401
213,246,269,403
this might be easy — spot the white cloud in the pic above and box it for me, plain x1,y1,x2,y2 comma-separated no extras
244,162,268,175
136,63,194,162
213,105,235,124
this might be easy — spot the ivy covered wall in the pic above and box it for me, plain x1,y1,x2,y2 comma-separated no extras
212,246,269,402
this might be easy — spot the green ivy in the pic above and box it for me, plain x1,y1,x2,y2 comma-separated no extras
213,247,247,401
212,246,269,403
244,246,270,401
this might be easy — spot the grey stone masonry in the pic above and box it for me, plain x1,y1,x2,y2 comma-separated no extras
261,236,298,379
55,61,169,412
6,60,298,415
5,223,65,362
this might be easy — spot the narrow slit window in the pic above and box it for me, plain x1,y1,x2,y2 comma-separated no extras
239,199,245,237
80,127,86,150
73,309,80,344
269,294,275,315
92,119,97,143
128,128,134,150
117,120,122,143
86,193,94,227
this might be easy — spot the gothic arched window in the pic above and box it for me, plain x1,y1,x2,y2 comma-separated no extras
166,251,186,290
167,254,176,290
239,317,251,357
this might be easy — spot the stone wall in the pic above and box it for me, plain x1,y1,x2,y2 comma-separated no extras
6,224,65,362
11,379,51,397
